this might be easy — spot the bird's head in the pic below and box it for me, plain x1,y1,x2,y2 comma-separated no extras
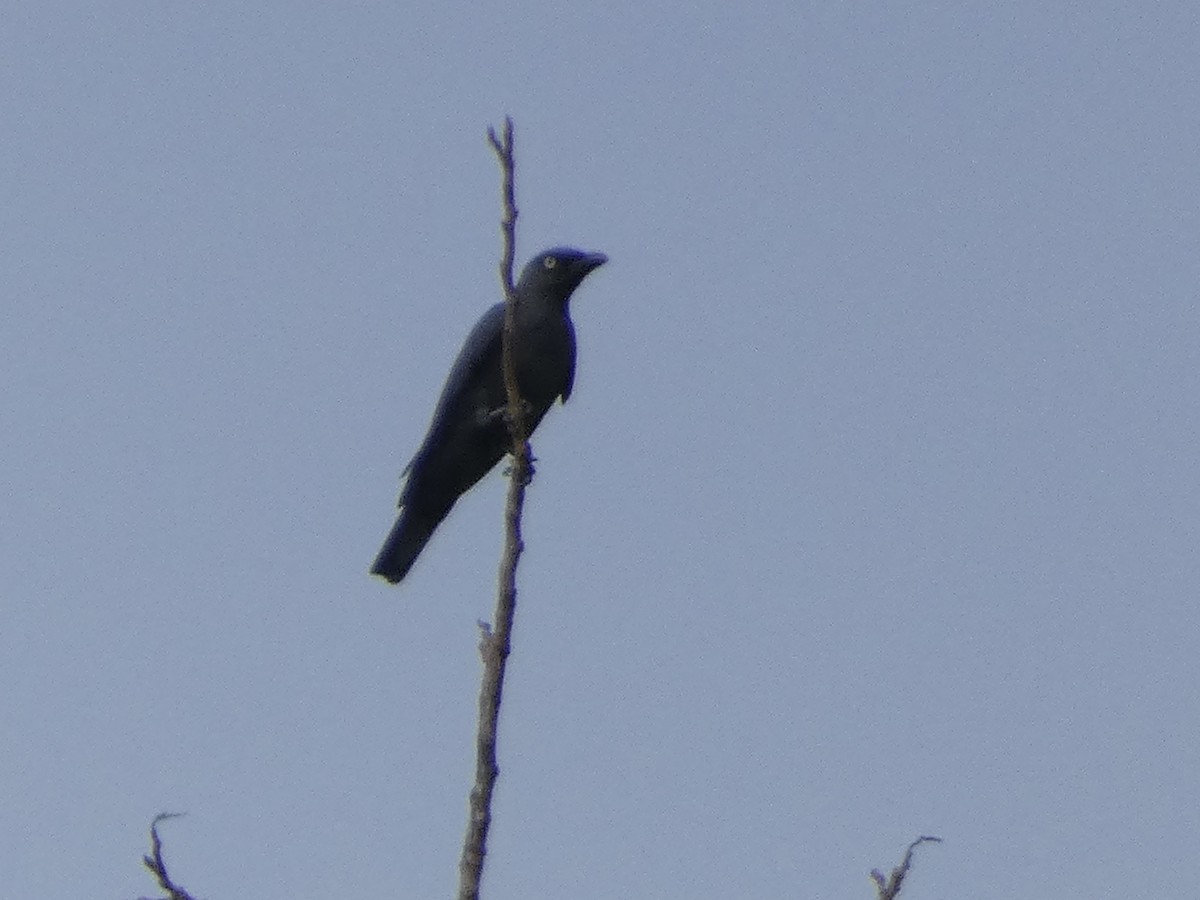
517,247,608,303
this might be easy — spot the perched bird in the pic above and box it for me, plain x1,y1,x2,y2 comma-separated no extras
371,247,607,584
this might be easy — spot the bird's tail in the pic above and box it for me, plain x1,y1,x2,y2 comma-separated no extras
370,507,444,584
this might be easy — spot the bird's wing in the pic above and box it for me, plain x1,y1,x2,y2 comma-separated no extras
436,302,506,415
560,315,577,403
401,303,505,478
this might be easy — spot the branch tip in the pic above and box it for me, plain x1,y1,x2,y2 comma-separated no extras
141,813,197,900
871,836,942,900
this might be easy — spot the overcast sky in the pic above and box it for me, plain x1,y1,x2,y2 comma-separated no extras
3,3,1198,898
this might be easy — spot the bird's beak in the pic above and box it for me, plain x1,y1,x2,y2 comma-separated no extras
576,252,608,273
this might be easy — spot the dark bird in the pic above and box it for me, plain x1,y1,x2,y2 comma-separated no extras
371,247,608,584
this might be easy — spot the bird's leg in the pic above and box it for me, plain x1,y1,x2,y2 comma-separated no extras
482,401,537,482
481,399,536,431
480,399,534,425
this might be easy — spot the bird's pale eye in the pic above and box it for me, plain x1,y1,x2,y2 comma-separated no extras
543,256,557,269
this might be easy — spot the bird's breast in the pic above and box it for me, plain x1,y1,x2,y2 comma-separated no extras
514,312,573,404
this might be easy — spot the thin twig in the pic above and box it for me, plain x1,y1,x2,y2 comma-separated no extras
870,835,942,900
139,813,197,900
457,115,526,900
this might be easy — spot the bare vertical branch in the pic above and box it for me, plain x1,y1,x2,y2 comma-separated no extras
457,115,527,900
870,835,942,900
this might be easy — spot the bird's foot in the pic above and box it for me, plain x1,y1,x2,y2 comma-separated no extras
503,451,537,484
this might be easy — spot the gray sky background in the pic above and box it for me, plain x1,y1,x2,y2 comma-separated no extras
3,3,1197,898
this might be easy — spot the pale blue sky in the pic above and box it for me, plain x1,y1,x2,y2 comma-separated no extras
3,3,1198,898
